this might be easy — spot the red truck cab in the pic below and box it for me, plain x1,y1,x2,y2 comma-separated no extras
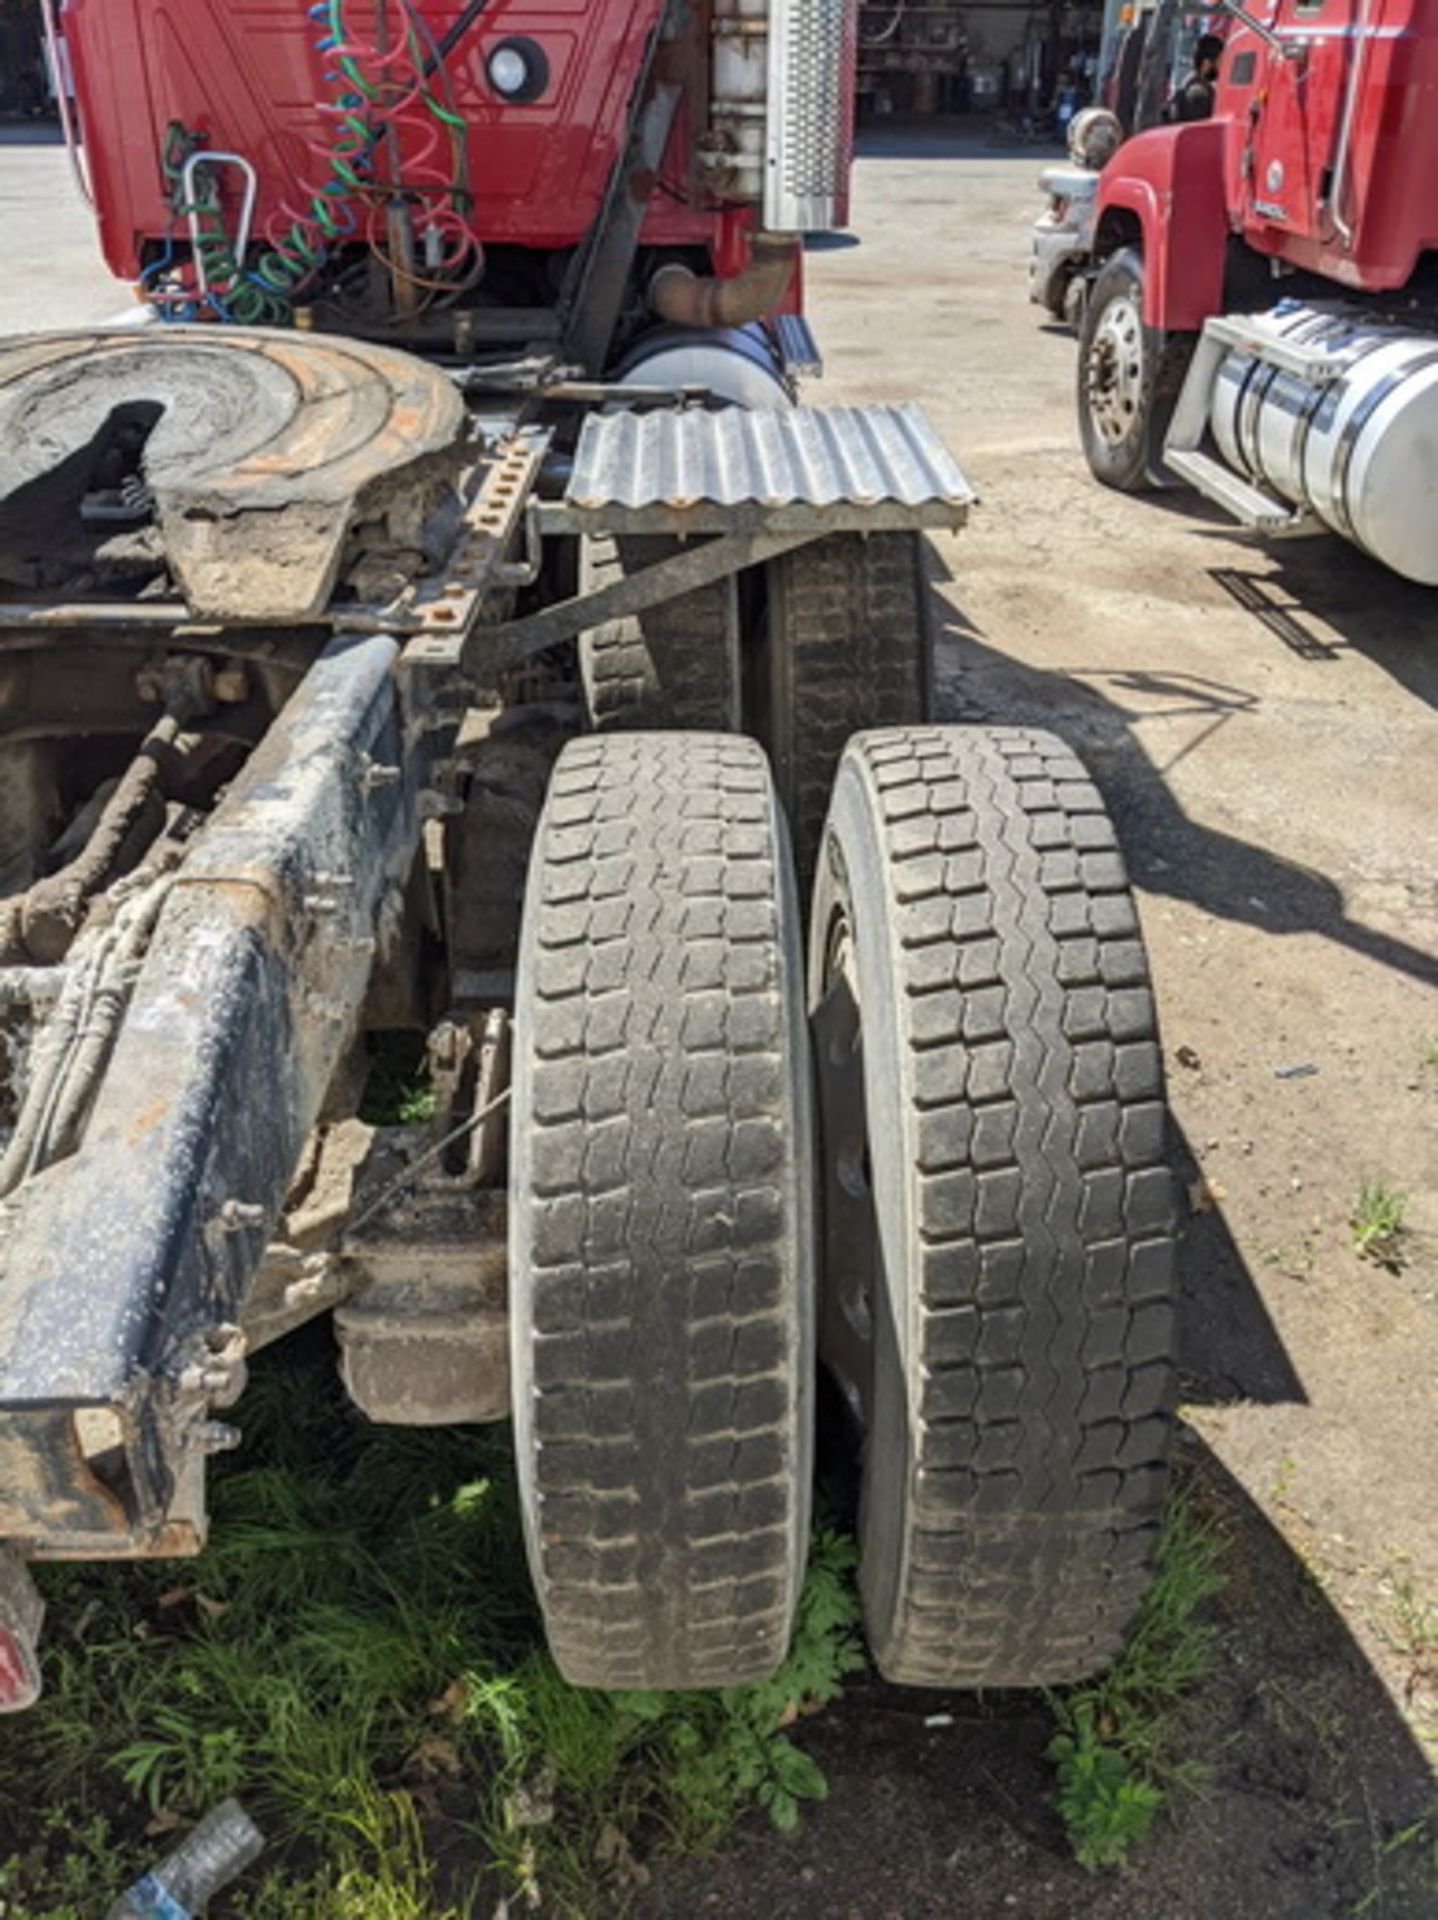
1092,0,1438,328
1076,0,1438,583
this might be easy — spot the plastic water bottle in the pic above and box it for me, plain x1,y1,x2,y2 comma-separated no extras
105,1799,264,1918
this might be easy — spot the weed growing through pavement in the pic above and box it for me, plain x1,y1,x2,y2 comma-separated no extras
1374,1562,1436,1758
1270,1455,1298,1504
0,1343,864,1919
1046,1496,1227,1870
1351,1182,1409,1269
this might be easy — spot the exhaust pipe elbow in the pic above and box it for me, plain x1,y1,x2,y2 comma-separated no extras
650,232,800,330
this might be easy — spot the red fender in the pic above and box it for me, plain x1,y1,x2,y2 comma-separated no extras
1095,120,1231,332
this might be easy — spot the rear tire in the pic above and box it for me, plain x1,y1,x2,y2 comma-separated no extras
579,537,739,732
1078,248,1192,491
576,537,658,727
810,725,1178,1687
511,732,813,1689
759,531,932,891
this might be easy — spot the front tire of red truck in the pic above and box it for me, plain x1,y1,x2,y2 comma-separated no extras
1078,248,1191,492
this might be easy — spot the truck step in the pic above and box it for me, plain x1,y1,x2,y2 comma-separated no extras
1164,447,1318,537
1202,313,1349,385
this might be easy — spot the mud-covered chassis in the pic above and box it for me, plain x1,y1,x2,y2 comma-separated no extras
0,326,1178,1710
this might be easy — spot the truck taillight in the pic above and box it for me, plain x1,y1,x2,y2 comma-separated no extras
0,1549,43,1713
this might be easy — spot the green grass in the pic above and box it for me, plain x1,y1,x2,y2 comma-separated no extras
360,1032,439,1127
0,1344,864,1918
1351,1181,1409,1269
1046,1498,1228,1870
1351,1807,1438,1918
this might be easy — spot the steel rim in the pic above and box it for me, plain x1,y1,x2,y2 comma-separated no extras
1087,290,1146,446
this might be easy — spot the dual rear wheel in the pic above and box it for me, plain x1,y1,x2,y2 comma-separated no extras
579,531,930,889
510,734,812,1688
811,728,1175,1685
511,578,1177,1695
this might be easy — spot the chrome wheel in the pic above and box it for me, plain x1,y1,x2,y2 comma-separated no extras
1086,290,1146,446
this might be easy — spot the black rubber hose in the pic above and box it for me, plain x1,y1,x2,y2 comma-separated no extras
429,0,491,73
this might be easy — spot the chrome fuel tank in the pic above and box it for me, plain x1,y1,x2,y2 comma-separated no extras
1211,305,1438,584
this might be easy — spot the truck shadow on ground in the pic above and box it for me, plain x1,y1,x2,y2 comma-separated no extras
1207,539,1438,711
1169,1153,1305,1407
925,585,1438,995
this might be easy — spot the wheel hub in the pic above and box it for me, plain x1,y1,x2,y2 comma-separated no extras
1086,292,1145,446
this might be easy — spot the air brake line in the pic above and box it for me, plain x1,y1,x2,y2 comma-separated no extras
153,0,485,322
430,0,493,72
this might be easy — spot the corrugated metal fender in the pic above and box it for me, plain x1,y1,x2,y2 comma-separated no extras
566,402,975,513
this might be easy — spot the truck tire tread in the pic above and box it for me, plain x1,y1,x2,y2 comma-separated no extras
511,732,812,1689
765,530,931,888
580,537,738,732
821,724,1177,1688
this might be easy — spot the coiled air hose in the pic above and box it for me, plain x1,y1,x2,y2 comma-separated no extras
150,1,482,322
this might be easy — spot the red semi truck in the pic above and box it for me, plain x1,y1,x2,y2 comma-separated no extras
0,0,1180,1712
1077,0,1438,584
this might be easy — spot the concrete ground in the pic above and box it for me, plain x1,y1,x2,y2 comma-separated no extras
0,126,127,331
2,119,1434,1916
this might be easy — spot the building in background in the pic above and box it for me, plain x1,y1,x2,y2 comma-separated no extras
0,0,48,116
856,0,1104,128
